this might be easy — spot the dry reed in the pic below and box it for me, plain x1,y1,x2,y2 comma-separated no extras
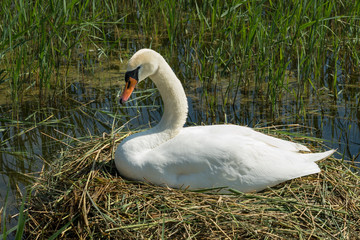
25,130,360,239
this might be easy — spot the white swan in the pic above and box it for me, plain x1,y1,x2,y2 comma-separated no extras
115,49,335,193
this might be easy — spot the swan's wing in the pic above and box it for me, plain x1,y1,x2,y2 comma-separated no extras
218,125,311,152
140,125,327,192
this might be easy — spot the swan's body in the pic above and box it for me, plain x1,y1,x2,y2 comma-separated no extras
115,49,335,193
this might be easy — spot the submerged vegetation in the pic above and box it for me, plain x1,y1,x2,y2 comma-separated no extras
0,0,359,238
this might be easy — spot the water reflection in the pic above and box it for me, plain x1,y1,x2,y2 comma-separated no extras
0,73,124,231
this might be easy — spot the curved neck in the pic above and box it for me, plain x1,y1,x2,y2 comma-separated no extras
150,59,188,136
116,52,188,172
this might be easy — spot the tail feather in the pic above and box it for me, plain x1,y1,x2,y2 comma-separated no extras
303,149,336,162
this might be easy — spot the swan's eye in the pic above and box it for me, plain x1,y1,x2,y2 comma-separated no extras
125,66,141,83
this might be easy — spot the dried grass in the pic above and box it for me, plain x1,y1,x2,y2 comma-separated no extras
25,131,360,239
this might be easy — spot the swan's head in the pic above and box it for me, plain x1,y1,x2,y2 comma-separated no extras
120,49,160,104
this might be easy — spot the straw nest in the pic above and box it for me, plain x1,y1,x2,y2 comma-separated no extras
25,131,360,239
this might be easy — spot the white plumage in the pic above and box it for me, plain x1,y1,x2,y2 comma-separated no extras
115,49,335,193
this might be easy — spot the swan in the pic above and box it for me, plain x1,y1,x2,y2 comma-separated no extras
115,49,335,193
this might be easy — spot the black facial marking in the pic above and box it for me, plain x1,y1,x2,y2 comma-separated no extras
125,66,141,85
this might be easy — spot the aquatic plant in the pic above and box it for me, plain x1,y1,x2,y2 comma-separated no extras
0,0,359,109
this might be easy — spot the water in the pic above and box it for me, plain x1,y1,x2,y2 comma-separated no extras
0,54,359,235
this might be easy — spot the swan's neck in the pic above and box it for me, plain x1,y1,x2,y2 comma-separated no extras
115,53,188,176
117,56,188,164
150,60,188,137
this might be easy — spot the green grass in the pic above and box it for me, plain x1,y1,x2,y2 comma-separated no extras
0,184,28,240
1,0,359,109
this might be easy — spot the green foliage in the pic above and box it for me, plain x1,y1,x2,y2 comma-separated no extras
0,0,359,112
0,185,28,240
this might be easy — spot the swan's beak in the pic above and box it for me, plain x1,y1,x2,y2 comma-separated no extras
120,77,137,104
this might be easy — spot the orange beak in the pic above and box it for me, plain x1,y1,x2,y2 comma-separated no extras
120,77,137,104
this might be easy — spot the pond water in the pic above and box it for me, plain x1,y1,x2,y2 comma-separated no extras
0,53,359,233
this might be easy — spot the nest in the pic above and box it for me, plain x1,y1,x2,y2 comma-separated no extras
25,132,360,239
